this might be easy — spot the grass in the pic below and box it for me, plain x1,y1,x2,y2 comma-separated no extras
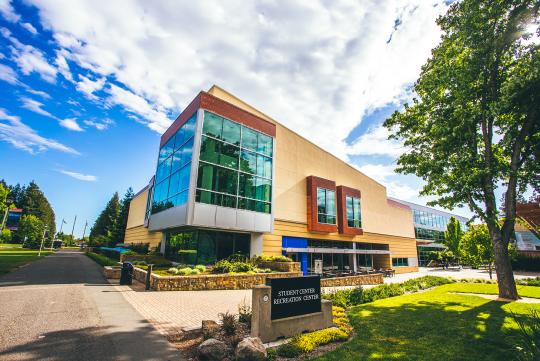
85,252,119,267
0,243,23,248
0,248,54,275
312,283,540,361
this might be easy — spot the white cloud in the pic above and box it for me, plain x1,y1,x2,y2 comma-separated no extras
20,96,55,118
59,117,83,131
22,22,38,35
55,49,72,81
28,0,449,159
83,117,113,130
58,169,97,181
8,40,58,83
347,123,407,157
0,108,78,154
76,74,105,99
0,0,20,23
25,88,51,99
0,63,18,84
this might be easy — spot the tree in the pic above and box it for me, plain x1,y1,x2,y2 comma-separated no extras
0,183,9,214
90,192,120,245
18,214,45,249
460,224,494,279
20,181,56,236
443,217,463,261
111,187,134,244
384,0,539,299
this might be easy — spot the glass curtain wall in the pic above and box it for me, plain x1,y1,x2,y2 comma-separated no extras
152,114,197,213
346,196,361,228
196,111,273,213
165,229,250,264
316,188,336,224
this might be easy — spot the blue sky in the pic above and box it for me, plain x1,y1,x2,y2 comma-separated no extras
0,0,471,237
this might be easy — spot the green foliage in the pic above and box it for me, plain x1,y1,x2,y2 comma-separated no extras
444,217,463,258
18,214,45,249
86,252,118,267
460,224,494,268
238,298,252,323
276,342,303,358
513,255,540,272
90,192,120,245
0,183,8,215
292,328,349,353
111,188,134,244
383,0,540,299
0,229,12,243
128,242,149,254
517,278,540,287
19,181,56,236
323,276,456,307
194,264,207,272
218,311,238,336
511,309,540,361
211,259,254,274
266,347,277,361
88,234,111,247
253,255,292,263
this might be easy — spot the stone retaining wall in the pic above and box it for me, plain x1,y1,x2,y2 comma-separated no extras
103,266,121,279
256,261,301,273
132,267,302,291
320,273,383,287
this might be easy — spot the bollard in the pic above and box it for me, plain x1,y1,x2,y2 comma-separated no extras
145,264,153,291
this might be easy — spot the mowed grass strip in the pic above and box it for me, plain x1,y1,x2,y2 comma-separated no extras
312,283,540,361
0,248,54,275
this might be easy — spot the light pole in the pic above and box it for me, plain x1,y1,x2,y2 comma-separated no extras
81,221,88,242
38,226,48,257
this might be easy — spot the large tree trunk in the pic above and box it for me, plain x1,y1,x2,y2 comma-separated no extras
491,229,518,300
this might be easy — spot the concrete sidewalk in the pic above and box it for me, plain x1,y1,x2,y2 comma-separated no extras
0,249,180,361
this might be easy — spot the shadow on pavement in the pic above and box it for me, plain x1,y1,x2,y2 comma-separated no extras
0,322,179,361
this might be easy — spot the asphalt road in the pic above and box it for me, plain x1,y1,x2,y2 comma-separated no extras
0,249,180,361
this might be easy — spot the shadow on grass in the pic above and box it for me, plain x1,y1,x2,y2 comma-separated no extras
0,321,178,361
313,294,527,361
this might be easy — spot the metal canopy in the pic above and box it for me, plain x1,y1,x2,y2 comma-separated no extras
283,247,391,255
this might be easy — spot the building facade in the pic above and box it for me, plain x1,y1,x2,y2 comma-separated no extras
125,86,464,275
390,199,468,266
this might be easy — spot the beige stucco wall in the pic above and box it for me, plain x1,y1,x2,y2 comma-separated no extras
125,187,162,248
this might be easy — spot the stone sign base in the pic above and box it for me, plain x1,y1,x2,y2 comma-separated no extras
251,285,333,343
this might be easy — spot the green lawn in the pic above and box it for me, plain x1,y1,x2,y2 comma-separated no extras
0,248,54,275
0,243,23,248
313,283,540,361
85,252,119,267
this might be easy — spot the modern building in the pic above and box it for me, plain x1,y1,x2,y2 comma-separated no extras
515,197,540,254
124,85,465,275
5,208,22,231
390,199,468,266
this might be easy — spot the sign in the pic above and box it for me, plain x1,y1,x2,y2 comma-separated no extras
314,259,323,274
266,276,321,320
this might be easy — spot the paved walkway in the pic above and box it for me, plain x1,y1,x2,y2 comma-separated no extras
0,249,180,361
110,267,540,340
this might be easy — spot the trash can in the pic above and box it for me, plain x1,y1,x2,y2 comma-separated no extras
120,262,134,285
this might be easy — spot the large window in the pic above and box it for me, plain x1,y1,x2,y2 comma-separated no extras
165,229,250,264
346,196,361,228
317,187,336,224
415,227,446,242
196,111,273,214
152,114,197,213
392,257,409,267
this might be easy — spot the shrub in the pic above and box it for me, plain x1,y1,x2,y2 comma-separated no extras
129,243,149,254
511,309,540,361
276,342,303,358
517,278,540,287
177,267,193,275
190,268,201,275
1,229,12,243
238,298,252,323
291,328,349,353
168,267,179,275
218,311,238,336
513,255,540,272
86,252,118,267
253,255,292,263
194,264,207,272
362,283,405,303
132,260,147,266
266,347,277,361
212,259,255,274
